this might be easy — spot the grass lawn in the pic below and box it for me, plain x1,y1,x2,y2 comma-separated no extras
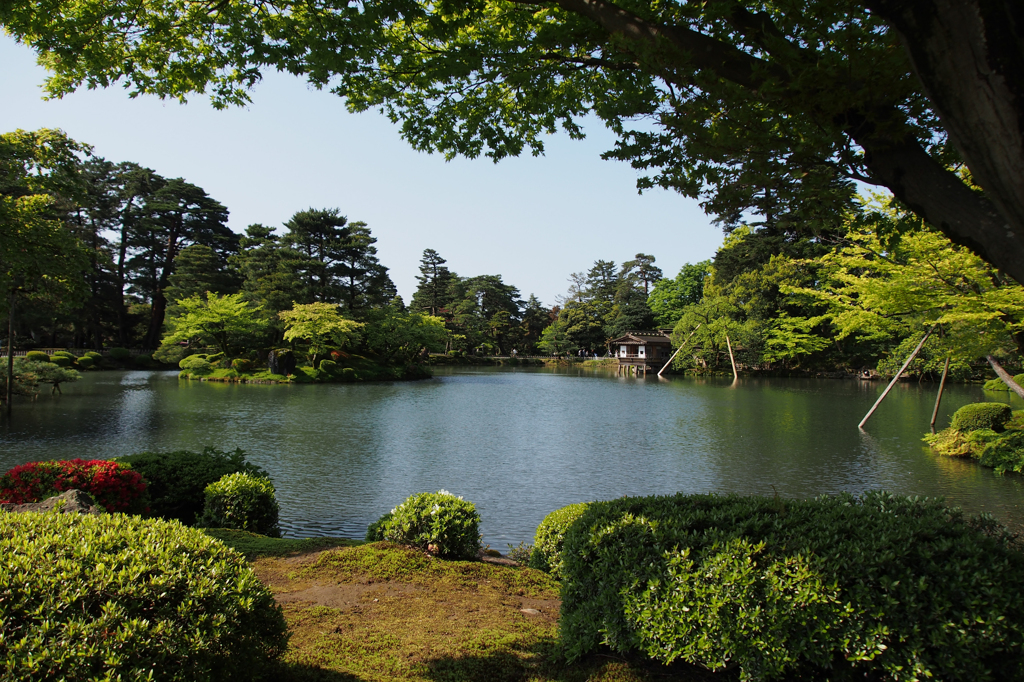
207,530,734,682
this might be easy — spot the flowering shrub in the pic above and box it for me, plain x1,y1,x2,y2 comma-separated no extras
370,490,481,559
0,459,148,514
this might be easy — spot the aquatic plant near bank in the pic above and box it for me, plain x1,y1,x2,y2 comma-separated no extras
0,458,147,513
1,513,288,681
116,447,268,525
368,490,481,559
926,403,1024,474
557,491,1024,681
200,471,281,537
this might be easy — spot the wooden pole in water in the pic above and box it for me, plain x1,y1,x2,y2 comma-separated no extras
725,335,739,383
659,324,701,377
986,355,1024,399
930,353,951,433
859,324,937,430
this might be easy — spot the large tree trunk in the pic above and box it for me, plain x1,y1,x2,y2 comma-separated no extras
866,0,1024,264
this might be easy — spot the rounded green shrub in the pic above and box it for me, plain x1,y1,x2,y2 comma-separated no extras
950,402,1012,432
51,350,75,360
24,350,50,363
318,359,338,374
134,353,157,367
983,374,1024,391
0,512,289,681
207,352,225,366
558,492,1024,681
200,472,281,537
528,502,589,578
115,448,269,526
49,355,72,367
76,356,95,369
232,358,254,373
979,431,1024,475
342,367,356,381
179,354,213,375
373,490,481,559
108,347,131,361
366,511,393,541
83,351,103,360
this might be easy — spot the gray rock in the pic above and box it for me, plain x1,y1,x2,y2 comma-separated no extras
268,350,296,376
1,489,103,515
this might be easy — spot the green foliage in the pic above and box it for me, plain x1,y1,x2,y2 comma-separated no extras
978,431,1024,475
179,354,213,375
648,261,711,327
108,347,131,361
793,224,1024,362
365,511,393,541
7,358,80,395
950,403,1012,433
75,355,95,369
360,304,447,365
200,472,280,538
373,490,481,559
528,502,589,579
279,302,362,365
984,374,1024,391
922,428,978,458
24,350,50,362
0,512,289,681
163,292,268,358
134,353,158,368
48,355,70,367
231,357,254,373
115,447,268,526
318,358,337,373
558,492,1024,681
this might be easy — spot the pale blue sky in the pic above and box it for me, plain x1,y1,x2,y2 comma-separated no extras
0,35,724,306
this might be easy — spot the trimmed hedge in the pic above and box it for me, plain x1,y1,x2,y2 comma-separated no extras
24,350,50,363
108,347,131,361
371,490,481,559
528,502,589,579
558,492,1024,681
950,402,1012,432
200,472,281,537
49,355,72,367
115,448,269,526
0,512,288,681
232,358,254,373
76,356,95,369
0,459,148,513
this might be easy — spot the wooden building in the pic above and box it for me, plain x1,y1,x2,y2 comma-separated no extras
606,330,674,376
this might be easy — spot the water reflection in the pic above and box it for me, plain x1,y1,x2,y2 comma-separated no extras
0,368,1022,545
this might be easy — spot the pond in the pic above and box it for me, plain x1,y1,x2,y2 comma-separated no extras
2,367,1023,547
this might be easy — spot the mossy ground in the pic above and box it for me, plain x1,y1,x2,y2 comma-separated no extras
207,533,732,682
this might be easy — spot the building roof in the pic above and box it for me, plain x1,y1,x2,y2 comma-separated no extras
606,330,672,345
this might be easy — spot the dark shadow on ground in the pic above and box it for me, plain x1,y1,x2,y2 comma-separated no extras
268,661,365,682
422,643,741,682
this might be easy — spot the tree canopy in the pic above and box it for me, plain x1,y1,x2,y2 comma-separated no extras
3,0,1022,281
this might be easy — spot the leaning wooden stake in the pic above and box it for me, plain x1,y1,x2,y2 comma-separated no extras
725,335,739,383
986,355,1024,399
658,324,702,377
929,353,951,433
859,324,936,429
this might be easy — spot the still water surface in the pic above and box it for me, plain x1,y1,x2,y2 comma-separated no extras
1,367,1022,547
